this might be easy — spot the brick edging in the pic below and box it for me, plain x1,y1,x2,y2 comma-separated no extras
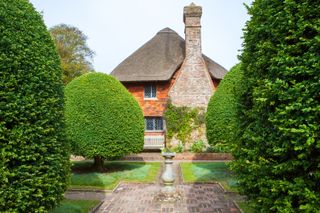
121,152,233,161
174,153,233,161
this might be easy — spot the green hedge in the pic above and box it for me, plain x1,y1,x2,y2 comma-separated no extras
206,64,243,151
65,73,144,162
233,0,320,212
0,0,70,212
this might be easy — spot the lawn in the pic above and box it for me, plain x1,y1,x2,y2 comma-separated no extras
180,162,238,192
70,161,161,190
50,200,100,213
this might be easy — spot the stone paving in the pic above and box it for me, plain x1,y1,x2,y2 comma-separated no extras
65,190,110,201
66,162,244,213
96,183,240,213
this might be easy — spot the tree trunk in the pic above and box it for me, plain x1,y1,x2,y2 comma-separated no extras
93,156,105,172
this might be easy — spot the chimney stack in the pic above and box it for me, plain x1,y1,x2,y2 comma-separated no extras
169,3,214,108
184,3,202,59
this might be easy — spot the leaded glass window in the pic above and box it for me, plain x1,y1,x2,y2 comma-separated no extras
145,117,163,131
144,85,156,99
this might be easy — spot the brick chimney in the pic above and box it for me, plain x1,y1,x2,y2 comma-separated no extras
184,2,202,60
169,3,214,108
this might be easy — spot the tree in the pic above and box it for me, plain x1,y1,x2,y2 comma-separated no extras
0,0,70,212
232,0,320,212
49,24,94,84
206,64,243,151
65,73,144,171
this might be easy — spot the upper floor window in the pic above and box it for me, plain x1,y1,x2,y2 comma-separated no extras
144,85,156,99
145,117,163,131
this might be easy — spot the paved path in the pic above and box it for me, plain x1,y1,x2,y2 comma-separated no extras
96,183,240,213
65,190,111,201
66,162,244,213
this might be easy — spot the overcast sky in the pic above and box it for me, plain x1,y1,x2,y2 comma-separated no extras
29,0,253,73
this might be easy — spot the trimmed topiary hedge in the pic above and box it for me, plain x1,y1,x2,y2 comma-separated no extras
233,0,320,212
0,0,70,212
65,73,144,170
206,64,243,151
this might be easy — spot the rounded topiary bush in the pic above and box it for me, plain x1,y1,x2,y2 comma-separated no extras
206,64,243,151
0,0,70,212
65,73,144,170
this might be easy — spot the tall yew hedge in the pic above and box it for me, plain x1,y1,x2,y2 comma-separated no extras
0,0,70,212
65,73,144,171
206,64,243,151
233,0,320,212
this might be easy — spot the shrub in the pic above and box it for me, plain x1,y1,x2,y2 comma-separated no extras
206,145,229,153
233,0,320,212
171,142,184,153
190,140,206,153
65,73,144,171
0,0,70,212
206,64,243,151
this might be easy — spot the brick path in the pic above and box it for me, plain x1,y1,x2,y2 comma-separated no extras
90,162,242,213
65,190,111,201
65,162,244,212
96,183,240,213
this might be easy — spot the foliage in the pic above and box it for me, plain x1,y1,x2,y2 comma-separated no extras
50,24,95,84
171,142,184,153
70,161,161,190
232,0,320,212
65,73,144,166
0,1,70,212
205,144,230,153
161,147,174,153
237,201,256,213
206,64,243,152
164,103,205,143
180,162,237,192
50,200,100,213
190,140,206,153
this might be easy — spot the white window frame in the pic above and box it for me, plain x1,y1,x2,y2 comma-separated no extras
144,85,157,99
145,117,164,132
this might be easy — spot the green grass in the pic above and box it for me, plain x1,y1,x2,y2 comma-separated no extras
70,161,161,190
180,162,238,191
50,200,100,213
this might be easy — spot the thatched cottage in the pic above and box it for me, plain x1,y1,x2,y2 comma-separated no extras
111,3,227,149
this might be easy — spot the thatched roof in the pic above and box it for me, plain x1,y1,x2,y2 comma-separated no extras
111,28,227,82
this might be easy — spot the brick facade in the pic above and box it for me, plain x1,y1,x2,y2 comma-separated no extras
123,72,219,138
123,81,170,117
123,74,220,118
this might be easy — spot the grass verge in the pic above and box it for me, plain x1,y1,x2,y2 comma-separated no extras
50,200,100,213
180,162,237,192
70,161,161,190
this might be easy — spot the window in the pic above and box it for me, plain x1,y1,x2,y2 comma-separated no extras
144,85,156,99
145,117,163,131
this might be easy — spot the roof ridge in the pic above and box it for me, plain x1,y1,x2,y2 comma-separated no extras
157,27,177,34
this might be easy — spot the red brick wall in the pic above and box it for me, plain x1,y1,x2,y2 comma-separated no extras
123,73,219,117
122,72,219,139
123,81,170,117
125,77,219,116
122,68,181,117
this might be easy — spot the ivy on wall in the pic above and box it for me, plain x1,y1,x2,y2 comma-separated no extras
164,103,205,143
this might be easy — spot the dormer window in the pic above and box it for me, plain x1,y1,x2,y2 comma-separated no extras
144,85,156,99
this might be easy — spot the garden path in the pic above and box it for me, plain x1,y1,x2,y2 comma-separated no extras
67,162,243,213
